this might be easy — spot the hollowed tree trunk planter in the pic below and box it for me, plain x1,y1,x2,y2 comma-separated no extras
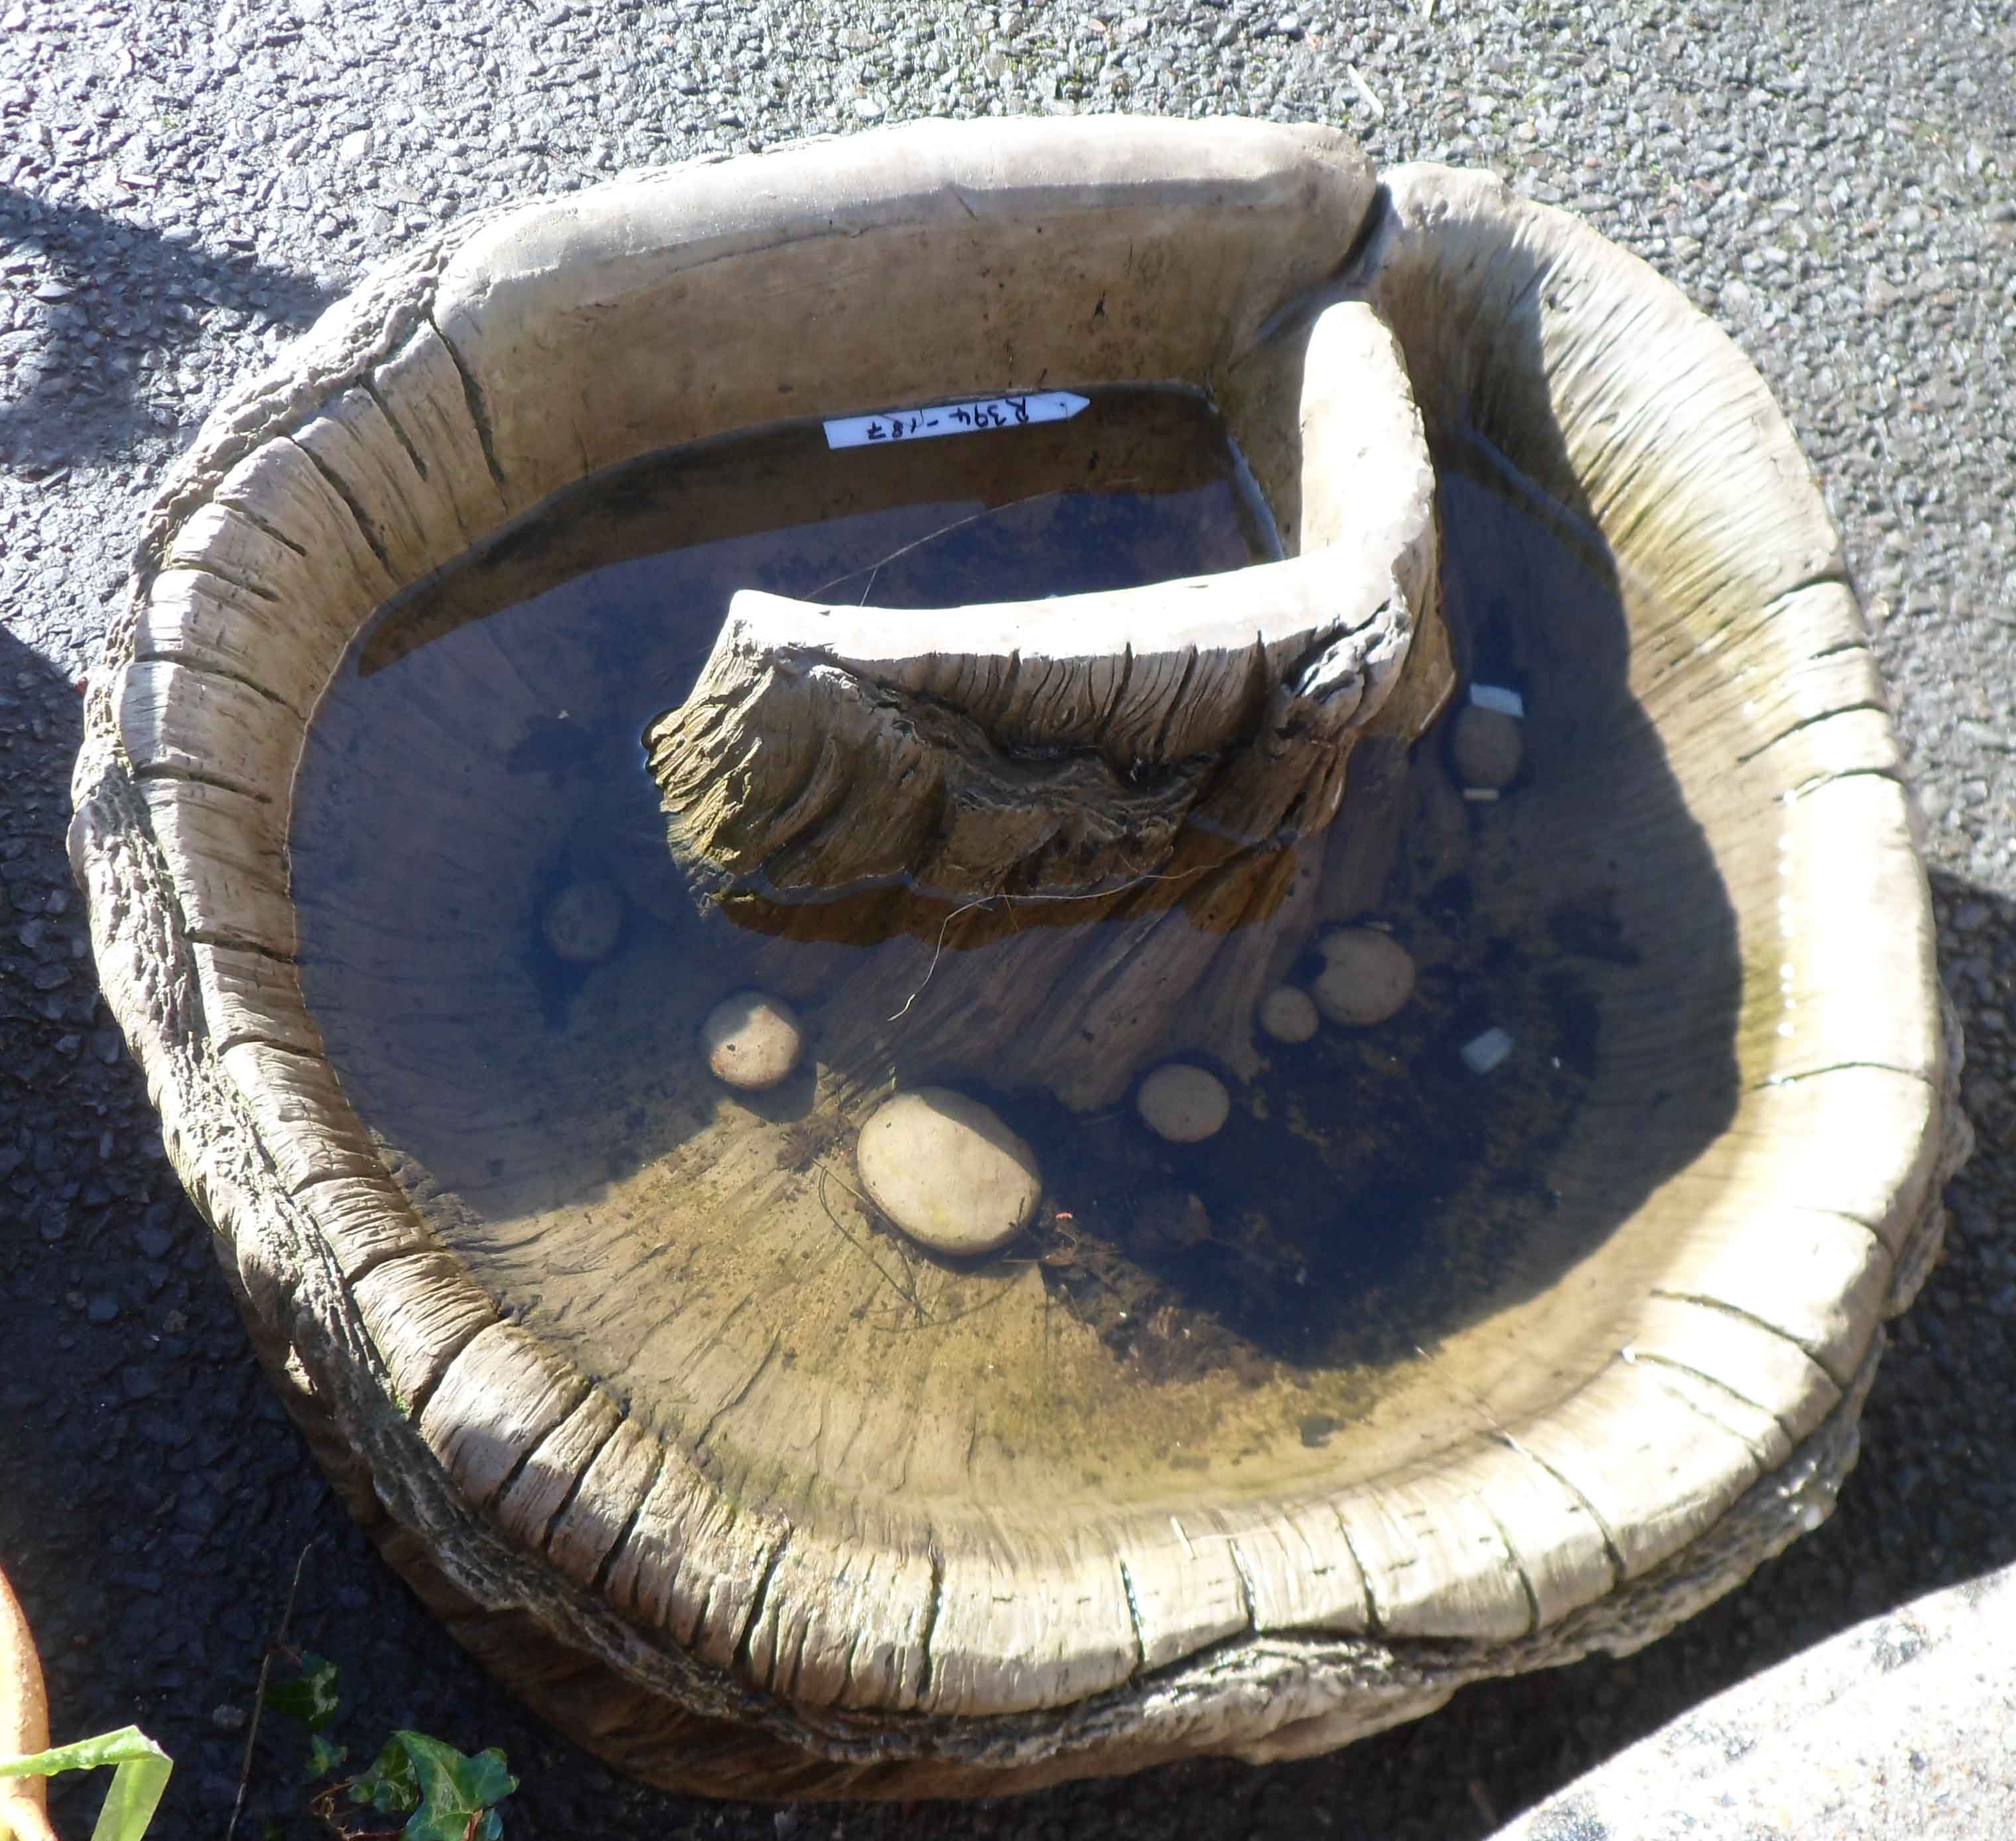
72,119,1966,1796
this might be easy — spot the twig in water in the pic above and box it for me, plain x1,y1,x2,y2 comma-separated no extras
885,862,1215,1022
803,505,1012,603
816,1161,930,1324
803,479,1145,606
887,894,1005,1021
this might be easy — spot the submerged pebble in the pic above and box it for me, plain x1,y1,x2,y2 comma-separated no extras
700,990,804,1091
1450,702,1525,789
1312,927,1416,1026
1137,1063,1231,1143
542,878,625,962
1257,985,1320,1044
855,1087,1041,1257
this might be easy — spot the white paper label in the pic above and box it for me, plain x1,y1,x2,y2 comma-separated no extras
824,391,1091,450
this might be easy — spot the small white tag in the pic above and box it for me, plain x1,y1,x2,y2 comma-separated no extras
1469,682,1525,718
1460,1027,1514,1075
824,390,1092,450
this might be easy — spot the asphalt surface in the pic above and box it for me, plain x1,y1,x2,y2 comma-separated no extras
2,2,2012,1838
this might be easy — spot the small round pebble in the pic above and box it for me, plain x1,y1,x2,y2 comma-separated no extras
1257,985,1320,1045
1312,928,1416,1026
855,1088,1040,1257
541,879,625,962
1450,703,1525,789
1137,1062,1231,1143
700,990,804,1092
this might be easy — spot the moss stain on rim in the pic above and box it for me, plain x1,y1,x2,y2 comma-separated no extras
68,118,1968,1797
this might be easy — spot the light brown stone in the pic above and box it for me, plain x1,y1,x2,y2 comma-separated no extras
700,991,803,1092
1137,1064,1232,1143
1312,928,1417,1026
855,1088,1041,1257
1258,985,1321,1044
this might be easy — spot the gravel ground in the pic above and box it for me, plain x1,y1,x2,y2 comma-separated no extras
3,1,2012,1836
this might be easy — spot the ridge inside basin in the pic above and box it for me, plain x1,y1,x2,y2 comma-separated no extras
289,393,1738,1513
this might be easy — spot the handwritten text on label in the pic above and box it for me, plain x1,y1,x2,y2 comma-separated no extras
824,391,1092,450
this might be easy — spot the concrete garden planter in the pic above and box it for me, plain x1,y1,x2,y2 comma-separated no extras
71,117,1966,1797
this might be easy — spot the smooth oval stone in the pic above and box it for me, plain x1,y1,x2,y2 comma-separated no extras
855,1088,1040,1257
1257,985,1320,1044
1312,928,1416,1026
700,990,804,1092
1450,703,1525,789
542,879,625,962
1137,1062,1231,1143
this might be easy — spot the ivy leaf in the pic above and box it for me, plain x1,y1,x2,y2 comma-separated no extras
304,1731,349,1781
392,1732,517,1841
349,1738,420,1815
263,1652,342,1731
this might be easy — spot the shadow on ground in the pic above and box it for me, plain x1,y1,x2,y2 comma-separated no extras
0,185,332,470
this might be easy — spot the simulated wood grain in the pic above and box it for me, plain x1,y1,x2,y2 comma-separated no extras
135,566,319,717
350,1251,497,1415
293,387,464,587
220,1040,385,1194
369,322,511,542
137,777,294,956
418,1321,593,1509
491,1389,631,1560
189,940,320,1055
1508,1362,1767,1580
295,1173,434,1283
120,658,303,800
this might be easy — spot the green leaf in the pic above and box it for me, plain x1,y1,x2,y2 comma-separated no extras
263,1652,342,1731
304,1732,349,1781
0,1727,173,1841
391,1732,516,1841
349,1739,420,1816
